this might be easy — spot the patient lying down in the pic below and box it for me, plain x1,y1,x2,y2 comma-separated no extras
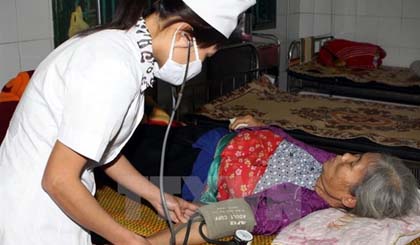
146,116,420,245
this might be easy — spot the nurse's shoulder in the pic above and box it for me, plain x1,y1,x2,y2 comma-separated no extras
54,29,144,94
75,29,140,61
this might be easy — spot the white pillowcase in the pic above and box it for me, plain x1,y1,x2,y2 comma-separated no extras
272,208,420,245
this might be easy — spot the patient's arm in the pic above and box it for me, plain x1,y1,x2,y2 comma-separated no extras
147,222,208,245
229,115,266,130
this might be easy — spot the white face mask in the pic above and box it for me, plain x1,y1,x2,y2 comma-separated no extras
153,27,202,86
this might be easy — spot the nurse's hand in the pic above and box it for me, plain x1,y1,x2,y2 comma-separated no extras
150,193,198,223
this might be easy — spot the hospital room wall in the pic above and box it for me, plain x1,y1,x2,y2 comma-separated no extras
254,0,334,90
255,0,420,89
0,0,54,89
282,0,420,67
331,0,420,67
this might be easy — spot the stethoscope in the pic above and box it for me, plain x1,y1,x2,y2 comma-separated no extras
158,32,191,245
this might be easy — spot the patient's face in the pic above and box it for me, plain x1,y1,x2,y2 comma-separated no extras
316,153,381,207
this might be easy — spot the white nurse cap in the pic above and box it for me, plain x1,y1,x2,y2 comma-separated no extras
182,0,256,38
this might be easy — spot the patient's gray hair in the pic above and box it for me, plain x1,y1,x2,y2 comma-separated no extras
350,154,420,219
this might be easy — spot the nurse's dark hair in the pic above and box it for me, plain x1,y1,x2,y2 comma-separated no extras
78,0,226,48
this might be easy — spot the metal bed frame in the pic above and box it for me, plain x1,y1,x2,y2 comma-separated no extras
167,34,281,121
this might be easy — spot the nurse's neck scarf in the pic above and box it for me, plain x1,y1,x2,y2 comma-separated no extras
132,18,155,92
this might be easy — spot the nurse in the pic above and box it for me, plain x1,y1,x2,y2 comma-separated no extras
0,0,255,244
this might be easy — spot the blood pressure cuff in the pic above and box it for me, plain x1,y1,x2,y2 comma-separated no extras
198,198,256,239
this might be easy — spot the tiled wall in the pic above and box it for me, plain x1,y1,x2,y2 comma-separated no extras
1,0,419,89
258,0,420,89
0,0,54,89
280,0,420,67
288,0,333,39
333,0,420,66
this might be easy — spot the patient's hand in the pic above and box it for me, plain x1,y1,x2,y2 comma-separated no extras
229,115,266,130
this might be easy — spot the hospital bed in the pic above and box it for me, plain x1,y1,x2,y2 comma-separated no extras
94,38,420,244
181,40,420,164
287,35,420,105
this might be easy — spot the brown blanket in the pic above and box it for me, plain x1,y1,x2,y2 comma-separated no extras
288,60,420,88
197,78,420,149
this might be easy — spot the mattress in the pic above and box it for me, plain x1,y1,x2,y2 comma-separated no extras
288,60,420,88
287,60,420,105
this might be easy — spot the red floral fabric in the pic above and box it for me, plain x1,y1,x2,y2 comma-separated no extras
217,129,283,201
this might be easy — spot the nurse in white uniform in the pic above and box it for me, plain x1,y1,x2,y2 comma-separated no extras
0,0,255,244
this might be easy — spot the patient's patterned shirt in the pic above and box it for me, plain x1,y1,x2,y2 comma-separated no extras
253,140,323,193
217,129,283,200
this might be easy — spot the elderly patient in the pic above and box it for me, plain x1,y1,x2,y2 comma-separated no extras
146,115,420,245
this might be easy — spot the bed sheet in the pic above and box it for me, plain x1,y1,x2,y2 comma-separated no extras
288,60,420,88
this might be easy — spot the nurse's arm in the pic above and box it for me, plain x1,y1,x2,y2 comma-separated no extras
102,154,162,207
102,154,198,223
42,140,150,245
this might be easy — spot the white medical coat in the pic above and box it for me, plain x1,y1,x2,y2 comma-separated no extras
0,27,147,244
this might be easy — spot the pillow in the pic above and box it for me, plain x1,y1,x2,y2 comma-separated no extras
272,208,420,245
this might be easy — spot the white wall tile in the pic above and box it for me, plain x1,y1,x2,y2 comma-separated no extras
278,15,288,40
381,47,401,66
314,14,332,36
300,0,315,13
376,18,402,47
19,39,52,71
357,0,376,16
334,32,355,40
355,16,379,44
333,15,356,40
299,14,314,37
377,0,403,17
278,0,289,16
333,0,357,15
288,14,301,40
398,48,420,67
0,0,18,44
358,0,402,17
289,0,301,14
403,0,420,18
315,0,332,14
16,0,52,41
401,18,420,49
0,43,20,88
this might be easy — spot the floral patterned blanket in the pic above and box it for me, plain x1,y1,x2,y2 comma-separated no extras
197,78,420,149
288,60,420,87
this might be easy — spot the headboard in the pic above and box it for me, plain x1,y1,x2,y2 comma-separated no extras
288,35,334,66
